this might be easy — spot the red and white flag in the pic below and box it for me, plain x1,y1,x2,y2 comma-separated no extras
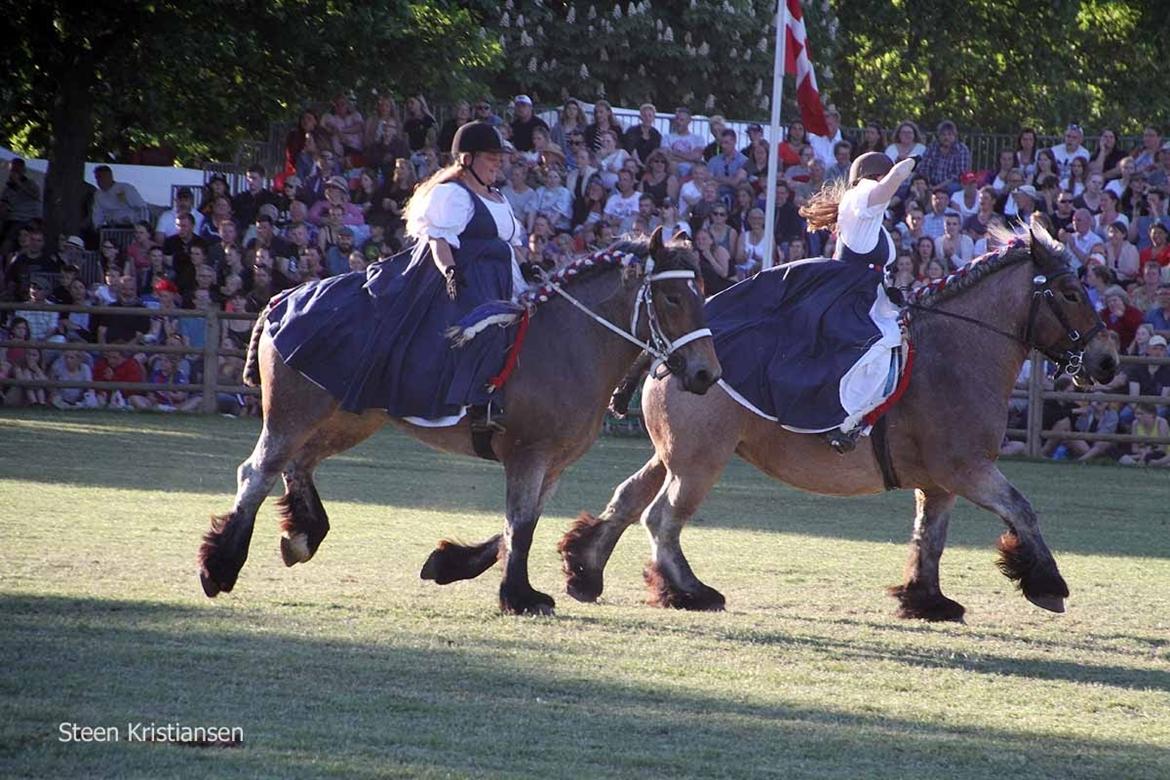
783,0,830,137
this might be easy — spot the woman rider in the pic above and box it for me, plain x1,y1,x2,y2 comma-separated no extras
703,152,917,452
265,121,526,428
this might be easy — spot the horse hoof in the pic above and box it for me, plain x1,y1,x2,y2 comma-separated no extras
198,568,233,598
1026,593,1066,613
280,533,312,567
888,585,967,622
500,589,556,616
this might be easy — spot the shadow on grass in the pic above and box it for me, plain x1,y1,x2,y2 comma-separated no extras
3,410,1168,560
1,594,1166,780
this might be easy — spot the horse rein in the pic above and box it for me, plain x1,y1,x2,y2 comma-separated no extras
902,269,1104,380
541,255,712,376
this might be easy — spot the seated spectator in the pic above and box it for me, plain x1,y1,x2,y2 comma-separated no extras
4,227,59,302
772,181,805,248
92,344,145,409
7,346,48,406
950,172,981,219
807,105,842,168
1102,285,1145,350
1133,126,1164,176
308,177,365,226
1148,148,1170,189
1036,174,1062,215
302,150,339,206
1006,185,1041,228
595,130,630,192
728,185,757,233
922,189,951,238
323,227,357,276
571,177,607,235
199,196,235,242
1138,222,1170,271
1119,403,1170,467
48,349,97,409
14,280,58,342
1103,221,1141,284
657,197,690,240
913,237,943,276
1129,323,1156,356
620,103,660,167
919,119,971,193
708,129,749,201
1084,261,1114,312
734,207,768,278
124,221,157,276
741,142,771,197
603,169,641,233
694,227,735,293
990,149,1018,194
1062,156,1089,199
1133,262,1165,312
97,275,150,344
155,187,205,243
59,277,96,343
1128,334,1170,401
935,212,975,268
350,169,381,223
285,110,324,179
890,253,918,292
510,95,549,153
1050,123,1091,179
530,167,572,233
1059,208,1105,272
91,166,147,228
549,99,585,152
962,187,998,243
1093,190,1128,238
640,150,678,207
321,92,365,157
884,120,925,163
661,106,705,178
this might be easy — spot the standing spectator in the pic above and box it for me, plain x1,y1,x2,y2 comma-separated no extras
584,100,620,154
3,227,59,301
740,123,766,157
1133,126,1164,176
807,105,843,168
0,159,42,251
1090,128,1126,180
321,93,365,157
509,95,549,153
919,119,971,193
231,165,275,229
155,188,205,242
471,97,501,127
884,120,925,163
437,100,471,155
1015,128,1039,183
935,212,975,267
285,109,324,179
661,106,705,178
91,166,147,228
549,99,585,151
624,103,663,167
779,120,811,169
708,129,749,201
1050,123,1091,179
701,115,728,161
402,96,436,152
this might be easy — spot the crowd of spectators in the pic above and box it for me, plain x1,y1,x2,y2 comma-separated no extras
1,90,1168,453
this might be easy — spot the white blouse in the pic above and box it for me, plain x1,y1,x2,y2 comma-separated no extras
835,178,888,257
407,181,528,294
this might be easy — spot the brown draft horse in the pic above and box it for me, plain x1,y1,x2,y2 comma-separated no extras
197,228,721,615
556,226,1119,620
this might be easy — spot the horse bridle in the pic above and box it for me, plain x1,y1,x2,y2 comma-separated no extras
542,254,712,376
904,267,1104,380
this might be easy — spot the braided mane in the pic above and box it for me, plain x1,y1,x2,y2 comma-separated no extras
905,238,1031,309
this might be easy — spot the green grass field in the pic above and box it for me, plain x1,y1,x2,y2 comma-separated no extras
2,410,1168,779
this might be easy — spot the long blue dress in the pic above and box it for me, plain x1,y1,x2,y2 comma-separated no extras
709,179,901,432
266,180,514,419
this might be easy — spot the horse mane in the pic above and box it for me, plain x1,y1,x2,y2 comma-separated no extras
520,236,698,306
905,236,1033,310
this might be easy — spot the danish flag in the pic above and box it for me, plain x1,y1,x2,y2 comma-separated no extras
783,0,830,137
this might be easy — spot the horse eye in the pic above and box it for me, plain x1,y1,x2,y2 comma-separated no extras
665,294,682,306
1063,291,1080,303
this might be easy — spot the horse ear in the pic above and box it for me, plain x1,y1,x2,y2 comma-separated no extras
649,225,665,255
1029,216,1062,267
672,229,692,246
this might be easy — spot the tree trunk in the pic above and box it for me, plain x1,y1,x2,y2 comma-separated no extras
44,66,97,248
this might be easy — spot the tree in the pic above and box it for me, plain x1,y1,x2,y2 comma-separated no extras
0,0,499,243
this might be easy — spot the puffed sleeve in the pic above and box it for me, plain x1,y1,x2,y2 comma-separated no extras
412,182,474,249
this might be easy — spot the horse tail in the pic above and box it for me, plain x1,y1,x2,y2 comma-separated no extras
242,301,272,388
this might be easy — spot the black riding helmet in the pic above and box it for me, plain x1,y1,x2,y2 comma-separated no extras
451,121,505,156
849,151,893,186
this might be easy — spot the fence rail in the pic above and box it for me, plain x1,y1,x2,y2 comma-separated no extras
2,303,1168,455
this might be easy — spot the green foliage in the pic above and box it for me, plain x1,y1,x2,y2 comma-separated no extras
0,0,499,164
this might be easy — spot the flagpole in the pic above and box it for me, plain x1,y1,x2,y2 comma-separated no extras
761,0,787,270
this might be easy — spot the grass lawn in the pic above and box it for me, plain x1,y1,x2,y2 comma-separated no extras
2,410,1168,779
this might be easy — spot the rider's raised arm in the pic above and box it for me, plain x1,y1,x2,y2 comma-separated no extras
867,157,917,208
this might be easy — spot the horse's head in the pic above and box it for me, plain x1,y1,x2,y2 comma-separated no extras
1026,221,1119,387
635,227,721,394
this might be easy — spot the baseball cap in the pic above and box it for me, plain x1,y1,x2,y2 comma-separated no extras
326,175,349,191
1015,185,1038,199
514,95,533,106
65,235,85,249
154,278,179,294
258,203,279,221
1149,335,1168,348
960,171,978,185
748,123,764,133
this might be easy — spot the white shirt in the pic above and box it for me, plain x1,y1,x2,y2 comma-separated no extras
604,190,641,233
155,208,205,238
884,142,926,163
810,129,843,168
1050,144,1090,178
834,178,887,257
408,182,527,295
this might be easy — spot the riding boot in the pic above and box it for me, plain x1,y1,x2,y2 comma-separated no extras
468,400,506,434
823,427,860,455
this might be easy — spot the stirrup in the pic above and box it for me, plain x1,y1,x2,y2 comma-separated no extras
469,402,506,434
823,428,859,455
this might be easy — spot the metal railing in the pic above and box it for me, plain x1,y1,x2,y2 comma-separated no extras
1,302,257,414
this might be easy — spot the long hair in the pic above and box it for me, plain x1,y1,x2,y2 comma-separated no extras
799,179,849,232
403,160,466,239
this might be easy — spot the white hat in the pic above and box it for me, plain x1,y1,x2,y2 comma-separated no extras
1149,335,1168,348
65,235,85,249
514,95,533,106
1014,185,1038,199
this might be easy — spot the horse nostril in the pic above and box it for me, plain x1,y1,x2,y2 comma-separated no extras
694,369,712,386
1100,356,1117,373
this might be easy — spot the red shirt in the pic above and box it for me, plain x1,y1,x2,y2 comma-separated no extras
1103,306,1146,351
93,356,145,395
1139,244,1170,267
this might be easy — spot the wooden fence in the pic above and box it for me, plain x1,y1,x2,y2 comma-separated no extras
2,302,1169,453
